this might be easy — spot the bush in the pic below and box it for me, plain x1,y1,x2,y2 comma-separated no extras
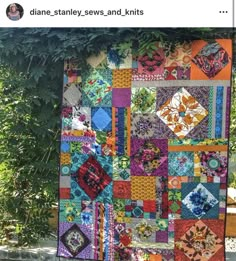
0,65,60,245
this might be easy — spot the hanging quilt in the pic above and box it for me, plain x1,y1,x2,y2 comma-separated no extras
57,39,232,261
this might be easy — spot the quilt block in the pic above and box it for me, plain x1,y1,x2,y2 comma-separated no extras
58,39,232,261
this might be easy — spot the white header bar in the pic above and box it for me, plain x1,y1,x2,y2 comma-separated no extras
0,0,234,27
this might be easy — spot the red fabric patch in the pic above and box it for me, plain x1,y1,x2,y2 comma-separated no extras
161,191,168,218
207,176,214,182
60,188,70,199
220,183,227,189
143,200,156,212
113,181,131,199
119,229,132,247
125,205,132,211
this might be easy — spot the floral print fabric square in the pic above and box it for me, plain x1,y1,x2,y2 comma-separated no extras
175,220,224,261
156,87,208,138
168,151,194,176
58,39,231,260
131,87,156,113
130,139,168,176
182,183,219,219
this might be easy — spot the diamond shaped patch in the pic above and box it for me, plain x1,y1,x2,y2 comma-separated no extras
182,183,218,218
156,88,208,138
192,42,229,78
77,156,112,200
177,220,223,260
61,224,90,257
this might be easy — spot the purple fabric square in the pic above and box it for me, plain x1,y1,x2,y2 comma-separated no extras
112,88,131,107
57,222,93,259
130,138,168,176
156,231,168,243
177,66,190,80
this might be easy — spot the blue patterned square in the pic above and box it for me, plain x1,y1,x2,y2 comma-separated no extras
181,183,220,219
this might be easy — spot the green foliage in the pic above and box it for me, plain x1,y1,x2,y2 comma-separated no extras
229,75,236,188
0,63,60,245
230,73,236,154
0,28,234,245
229,172,236,189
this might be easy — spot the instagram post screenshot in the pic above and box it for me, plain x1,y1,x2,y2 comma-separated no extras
0,0,235,260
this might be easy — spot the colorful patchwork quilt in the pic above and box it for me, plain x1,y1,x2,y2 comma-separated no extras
57,39,232,261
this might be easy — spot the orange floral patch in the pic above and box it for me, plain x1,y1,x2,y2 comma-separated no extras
156,88,208,138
